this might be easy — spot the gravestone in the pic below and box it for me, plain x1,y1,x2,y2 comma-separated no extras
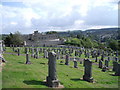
31,48,34,57
25,53,31,64
112,61,118,72
105,60,109,67
115,63,120,76
83,59,94,82
95,56,98,62
44,50,48,58
101,55,104,61
65,54,69,65
99,60,103,68
46,52,60,87
17,48,20,56
108,56,110,61
102,66,108,72
73,59,78,68
35,48,39,59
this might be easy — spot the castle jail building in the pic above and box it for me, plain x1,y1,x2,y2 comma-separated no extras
23,31,64,46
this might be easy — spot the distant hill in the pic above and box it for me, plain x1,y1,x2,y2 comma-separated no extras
57,28,119,39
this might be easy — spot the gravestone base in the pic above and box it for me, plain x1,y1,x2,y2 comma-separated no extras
65,63,69,65
102,66,108,72
73,66,78,68
26,61,31,64
46,76,60,88
83,75,94,83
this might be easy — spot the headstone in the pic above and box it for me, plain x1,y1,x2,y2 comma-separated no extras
44,50,48,58
65,54,69,65
105,60,109,67
31,48,34,57
25,53,31,64
95,56,98,62
99,60,103,69
115,63,120,76
108,56,110,61
46,52,60,87
35,48,39,59
17,48,20,56
101,55,104,61
102,66,108,72
73,59,78,68
83,59,94,82
112,61,118,72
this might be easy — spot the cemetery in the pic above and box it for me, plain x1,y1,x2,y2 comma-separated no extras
1,45,120,88
1,1,120,89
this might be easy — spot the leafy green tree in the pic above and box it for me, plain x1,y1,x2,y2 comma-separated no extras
108,39,118,51
4,31,23,46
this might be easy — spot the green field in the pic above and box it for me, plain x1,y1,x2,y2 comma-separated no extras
2,47,119,88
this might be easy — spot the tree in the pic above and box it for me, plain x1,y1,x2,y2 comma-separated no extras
4,31,23,46
108,39,118,51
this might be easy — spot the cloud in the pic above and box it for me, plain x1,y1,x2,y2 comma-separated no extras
1,0,119,34
10,22,17,25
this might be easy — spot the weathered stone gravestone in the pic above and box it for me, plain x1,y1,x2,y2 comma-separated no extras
73,59,78,68
102,66,108,72
46,52,60,87
25,53,31,64
112,61,118,72
44,50,48,58
101,54,104,61
108,56,110,61
31,48,34,57
105,60,109,67
35,48,39,59
83,59,94,82
17,48,20,56
95,56,98,62
56,52,60,60
115,63,120,76
99,60,103,69
65,54,69,65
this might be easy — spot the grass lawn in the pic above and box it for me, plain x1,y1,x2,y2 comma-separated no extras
2,47,119,88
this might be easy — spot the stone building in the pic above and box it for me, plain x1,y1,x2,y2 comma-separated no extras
22,31,64,46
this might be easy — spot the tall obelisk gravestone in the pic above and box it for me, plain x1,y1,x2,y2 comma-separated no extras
46,52,60,87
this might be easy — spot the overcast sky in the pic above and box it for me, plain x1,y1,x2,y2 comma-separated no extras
1,0,119,34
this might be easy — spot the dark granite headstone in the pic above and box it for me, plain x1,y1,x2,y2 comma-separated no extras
83,59,94,82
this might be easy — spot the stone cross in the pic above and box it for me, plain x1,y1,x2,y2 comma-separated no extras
46,52,59,87
83,59,94,82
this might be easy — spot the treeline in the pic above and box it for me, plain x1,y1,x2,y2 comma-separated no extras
64,32,120,52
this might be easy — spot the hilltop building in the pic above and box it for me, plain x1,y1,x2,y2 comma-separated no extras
22,31,64,46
